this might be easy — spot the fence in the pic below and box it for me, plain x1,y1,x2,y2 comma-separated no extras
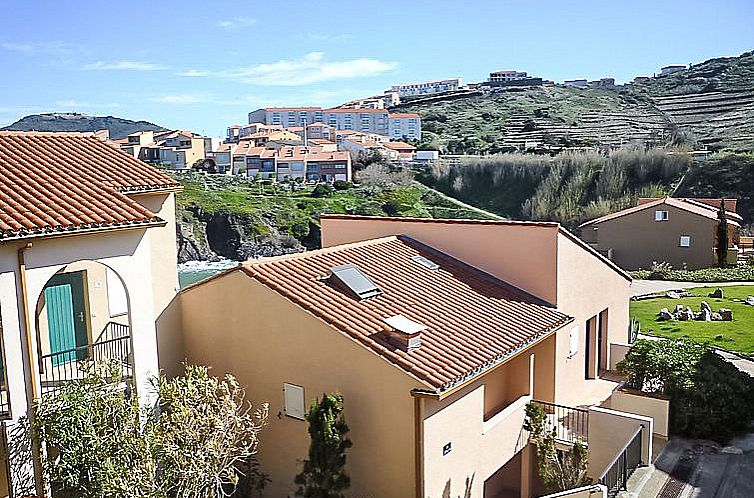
598,425,643,498
39,322,132,394
534,400,589,445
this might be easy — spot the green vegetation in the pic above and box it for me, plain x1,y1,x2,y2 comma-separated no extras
629,266,754,282
524,403,589,494
629,286,754,353
34,362,268,498
419,146,688,227
617,338,754,442
295,393,352,498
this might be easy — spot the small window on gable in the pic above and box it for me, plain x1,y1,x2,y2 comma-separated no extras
283,383,305,420
655,210,669,221
568,326,579,358
679,235,691,247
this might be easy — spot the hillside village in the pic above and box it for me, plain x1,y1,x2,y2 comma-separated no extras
1,28,754,498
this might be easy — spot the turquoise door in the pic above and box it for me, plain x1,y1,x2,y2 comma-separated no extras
44,271,88,366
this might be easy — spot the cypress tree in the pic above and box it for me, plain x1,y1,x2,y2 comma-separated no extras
295,393,352,498
717,199,728,267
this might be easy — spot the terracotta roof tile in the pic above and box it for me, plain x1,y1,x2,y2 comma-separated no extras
0,132,180,240
239,236,572,392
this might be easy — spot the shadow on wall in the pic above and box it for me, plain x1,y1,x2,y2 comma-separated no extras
6,417,36,497
442,474,475,498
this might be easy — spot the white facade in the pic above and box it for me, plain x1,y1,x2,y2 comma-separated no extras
389,78,463,98
388,114,421,140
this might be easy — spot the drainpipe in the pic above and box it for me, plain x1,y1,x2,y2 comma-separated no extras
412,393,424,498
17,242,45,497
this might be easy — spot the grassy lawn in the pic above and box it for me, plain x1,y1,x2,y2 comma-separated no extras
630,285,754,354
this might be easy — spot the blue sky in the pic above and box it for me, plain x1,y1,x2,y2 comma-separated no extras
1,0,752,136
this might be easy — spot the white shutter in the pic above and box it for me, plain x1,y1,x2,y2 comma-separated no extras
106,268,128,317
283,383,305,420
569,326,579,358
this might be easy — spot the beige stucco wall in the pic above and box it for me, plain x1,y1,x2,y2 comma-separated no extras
128,192,182,376
607,390,669,438
178,270,424,498
554,233,632,406
587,407,652,480
421,336,556,498
320,217,560,305
582,204,716,270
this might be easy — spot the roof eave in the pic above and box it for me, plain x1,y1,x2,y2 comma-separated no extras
0,219,167,243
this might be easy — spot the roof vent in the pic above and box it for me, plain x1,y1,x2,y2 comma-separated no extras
383,315,425,351
329,264,382,300
411,255,439,270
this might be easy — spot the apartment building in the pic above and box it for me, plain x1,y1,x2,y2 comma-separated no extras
248,107,422,140
334,129,390,144
563,79,589,87
659,64,686,76
170,215,667,498
0,131,182,497
338,136,400,161
489,70,528,83
579,197,741,270
389,78,463,97
117,129,206,169
229,142,351,181
588,78,616,88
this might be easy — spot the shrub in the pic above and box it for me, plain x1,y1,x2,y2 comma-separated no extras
332,180,352,190
295,393,352,498
311,184,334,198
617,338,754,442
628,265,754,282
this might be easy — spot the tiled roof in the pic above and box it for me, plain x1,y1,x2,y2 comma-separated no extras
0,132,180,240
579,197,741,228
388,113,420,119
384,141,417,150
240,236,572,391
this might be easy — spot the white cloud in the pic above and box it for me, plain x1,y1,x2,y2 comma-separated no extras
181,52,397,86
82,60,165,71
179,69,210,77
215,17,256,29
1,41,85,56
149,93,212,105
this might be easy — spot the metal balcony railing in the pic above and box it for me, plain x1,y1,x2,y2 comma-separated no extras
533,400,589,445
39,322,132,395
598,425,644,498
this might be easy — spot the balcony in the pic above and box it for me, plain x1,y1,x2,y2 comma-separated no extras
534,400,590,446
38,322,132,395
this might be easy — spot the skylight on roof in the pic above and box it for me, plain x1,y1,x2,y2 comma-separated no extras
329,264,382,300
411,255,439,270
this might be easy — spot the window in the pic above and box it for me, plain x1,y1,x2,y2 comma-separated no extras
655,210,669,221
679,235,691,247
283,383,305,420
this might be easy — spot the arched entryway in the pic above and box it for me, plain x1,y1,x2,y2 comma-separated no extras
34,261,132,394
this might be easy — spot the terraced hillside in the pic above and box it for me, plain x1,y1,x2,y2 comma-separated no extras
401,86,672,153
400,51,754,153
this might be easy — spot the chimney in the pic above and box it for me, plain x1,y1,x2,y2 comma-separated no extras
383,315,425,351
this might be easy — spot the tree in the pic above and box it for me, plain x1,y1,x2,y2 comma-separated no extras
617,338,754,442
34,361,269,498
295,393,352,498
311,184,334,198
524,402,589,494
716,199,729,267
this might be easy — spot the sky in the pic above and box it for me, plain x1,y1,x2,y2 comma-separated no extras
1,0,753,136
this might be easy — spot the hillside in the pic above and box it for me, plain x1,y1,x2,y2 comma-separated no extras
173,172,499,262
398,51,754,153
1,113,167,139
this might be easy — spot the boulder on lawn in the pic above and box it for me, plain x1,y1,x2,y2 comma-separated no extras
701,301,712,313
719,308,733,321
746,296,754,306
666,291,682,299
702,308,712,321
657,307,674,321
683,307,695,321
709,288,724,299
674,304,685,314
711,312,723,321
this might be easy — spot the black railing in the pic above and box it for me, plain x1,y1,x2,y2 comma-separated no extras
534,400,589,445
39,322,132,394
598,425,644,498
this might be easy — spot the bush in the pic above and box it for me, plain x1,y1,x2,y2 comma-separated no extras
332,180,353,190
617,338,754,442
311,184,334,198
628,265,754,282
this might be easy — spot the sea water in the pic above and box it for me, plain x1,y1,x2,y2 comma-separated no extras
177,259,239,288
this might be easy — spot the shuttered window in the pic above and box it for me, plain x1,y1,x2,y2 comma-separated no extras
283,383,305,420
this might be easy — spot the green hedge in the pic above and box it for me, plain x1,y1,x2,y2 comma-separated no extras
630,266,754,282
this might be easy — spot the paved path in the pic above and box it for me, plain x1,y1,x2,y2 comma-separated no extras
631,280,754,298
629,433,754,498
